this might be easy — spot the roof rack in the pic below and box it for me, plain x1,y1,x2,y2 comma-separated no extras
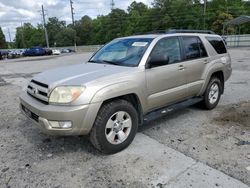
134,29,215,35
167,29,215,34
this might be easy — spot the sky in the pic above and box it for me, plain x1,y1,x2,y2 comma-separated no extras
0,0,154,42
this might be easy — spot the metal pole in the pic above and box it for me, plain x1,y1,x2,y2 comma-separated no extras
222,24,225,36
7,28,12,43
70,0,77,52
41,5,49,48
70,0,75,25
203,0,207,30
111,0,115,11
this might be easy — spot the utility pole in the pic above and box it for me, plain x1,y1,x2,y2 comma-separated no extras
41,5,49,48
7,28,12,48
21,22,25,48
203,0,207,30
70,0,77,51
111,0,115,11
70,0,75,25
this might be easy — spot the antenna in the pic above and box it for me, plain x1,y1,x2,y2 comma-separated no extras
111,0,115,11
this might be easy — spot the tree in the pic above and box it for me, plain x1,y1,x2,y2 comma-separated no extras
54,27,76,46
15,23,44,48
0,27,7,49
126,2,149,34
46,17,66,46
75,16,93,45
12,0,250,47
212,12,234,34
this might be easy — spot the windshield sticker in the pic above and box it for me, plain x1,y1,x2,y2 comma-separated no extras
132,42,148,47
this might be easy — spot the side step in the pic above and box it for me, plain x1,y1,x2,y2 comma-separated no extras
143,97,203,123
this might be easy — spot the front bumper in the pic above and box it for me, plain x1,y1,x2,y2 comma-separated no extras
19,92,101,135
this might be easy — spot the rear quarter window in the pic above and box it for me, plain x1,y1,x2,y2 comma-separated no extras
206,36,227,54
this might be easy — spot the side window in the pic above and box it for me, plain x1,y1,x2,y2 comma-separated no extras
182,36,207,60
150,37,182,67
197,38,207,58
206,36,227,54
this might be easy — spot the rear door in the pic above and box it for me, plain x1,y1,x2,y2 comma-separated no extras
180,36,209,97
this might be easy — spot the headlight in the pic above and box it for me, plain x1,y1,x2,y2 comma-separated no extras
49,86,85,104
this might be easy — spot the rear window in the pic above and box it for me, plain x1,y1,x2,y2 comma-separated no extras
206,37,227,54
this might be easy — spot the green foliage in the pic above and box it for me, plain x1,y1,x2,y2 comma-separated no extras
15,23,45,48
0,27,7,49
212,12,234,34
14,0,250,47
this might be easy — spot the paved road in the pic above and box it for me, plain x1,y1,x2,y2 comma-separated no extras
0,49,249,188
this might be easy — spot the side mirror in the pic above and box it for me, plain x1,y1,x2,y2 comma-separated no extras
147,53,169,68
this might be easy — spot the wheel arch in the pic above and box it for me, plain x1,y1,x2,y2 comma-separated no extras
199,69,225,96
100,93,144,125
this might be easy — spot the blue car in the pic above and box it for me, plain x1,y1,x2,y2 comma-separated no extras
23,47,45,56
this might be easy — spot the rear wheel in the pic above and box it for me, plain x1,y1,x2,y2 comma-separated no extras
90,99,138,154
202,77,222,110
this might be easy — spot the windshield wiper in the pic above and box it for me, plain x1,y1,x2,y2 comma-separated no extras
102,60,120,66
88,59,120,66
88,60,99,63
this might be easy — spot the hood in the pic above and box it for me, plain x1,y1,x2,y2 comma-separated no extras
33,63,134,87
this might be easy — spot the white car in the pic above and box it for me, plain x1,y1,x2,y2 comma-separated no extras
52,49,61,55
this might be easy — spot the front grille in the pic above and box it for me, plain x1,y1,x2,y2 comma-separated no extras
31,80,48,88
31,112,39,122
27,79,49,104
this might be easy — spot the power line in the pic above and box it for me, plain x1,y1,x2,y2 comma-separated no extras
41,5,49,48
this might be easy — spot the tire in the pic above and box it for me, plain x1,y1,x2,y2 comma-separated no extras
90,99,138,154
202,77,222,110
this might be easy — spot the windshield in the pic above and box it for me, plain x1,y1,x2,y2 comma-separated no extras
89,38,153,67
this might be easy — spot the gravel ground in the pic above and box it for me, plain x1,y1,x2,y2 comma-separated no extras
0,49,249,187
142,48,250,185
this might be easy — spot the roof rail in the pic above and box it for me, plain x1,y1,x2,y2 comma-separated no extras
134,29,216,35
166,29,215,34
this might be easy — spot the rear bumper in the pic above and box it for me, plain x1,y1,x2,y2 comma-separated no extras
19,92,101,135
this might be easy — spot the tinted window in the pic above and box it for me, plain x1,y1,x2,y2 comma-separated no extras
206,37,227,54
198,38,207,57
150,37,182,66
182,36,207,60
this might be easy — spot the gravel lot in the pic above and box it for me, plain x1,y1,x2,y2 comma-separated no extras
0,49,249,188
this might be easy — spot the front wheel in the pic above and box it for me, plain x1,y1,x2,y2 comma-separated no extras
202,77,222,110
90,99,138,154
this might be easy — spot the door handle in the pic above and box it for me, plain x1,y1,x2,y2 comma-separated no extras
178,65,185,71
204,59,209,64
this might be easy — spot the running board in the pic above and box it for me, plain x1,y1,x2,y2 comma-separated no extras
143,97,203,123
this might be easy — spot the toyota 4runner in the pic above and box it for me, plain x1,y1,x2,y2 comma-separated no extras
20,31,232,154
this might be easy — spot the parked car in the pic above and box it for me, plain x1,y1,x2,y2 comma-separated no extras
7,49,24,59
52,49,61,55
67,48,75,53
0,50,8,60
23,47,45,56
60,49,70,53
44,48,53,56
20,31,232,154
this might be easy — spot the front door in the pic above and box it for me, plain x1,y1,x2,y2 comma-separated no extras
145,37,188,111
